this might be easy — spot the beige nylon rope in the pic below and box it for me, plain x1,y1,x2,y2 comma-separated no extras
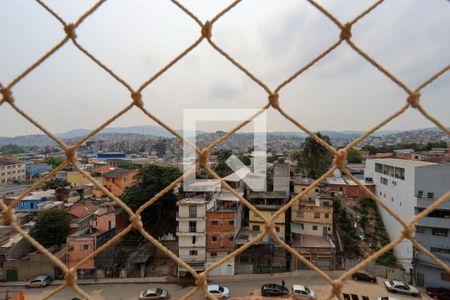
0,0,448,299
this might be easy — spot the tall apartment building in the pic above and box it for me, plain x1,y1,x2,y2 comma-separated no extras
365,158,450,288
176,197,207,277
205,174,244,276
0,158,26,186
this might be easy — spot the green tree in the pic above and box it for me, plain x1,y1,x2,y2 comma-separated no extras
0,144,25,154
296,132,332,179
116,162,138,169
30,209,71,247
122,164,182,234
213,149,233,177
42,178,70,190
46,157,65,168
347,148,363,163
152,141,166,157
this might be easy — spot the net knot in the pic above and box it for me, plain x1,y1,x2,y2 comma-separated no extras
2,208,17,225
198,149,209,168
340,23,352,40
131,92,143,108
268,93,280,109
65,147,76,163
64,269,77,286
1,88,14,104
196,272,206,286
129,214,143,229
401,225,414,240
407,92,420,109
201,21,212,39
64,23,77,40
332,279,343,297
333,149,347,170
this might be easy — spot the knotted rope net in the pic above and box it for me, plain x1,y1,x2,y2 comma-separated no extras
0,1,449,299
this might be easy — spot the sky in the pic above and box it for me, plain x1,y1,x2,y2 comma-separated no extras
0,0,449,137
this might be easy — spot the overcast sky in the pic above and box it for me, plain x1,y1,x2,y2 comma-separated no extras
0,0,449,137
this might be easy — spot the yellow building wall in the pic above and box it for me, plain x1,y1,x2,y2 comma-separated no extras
291,204,333,225
67,171,92,187
249,210,285,238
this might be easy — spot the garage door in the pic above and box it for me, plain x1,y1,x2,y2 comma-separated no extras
316,258,331,269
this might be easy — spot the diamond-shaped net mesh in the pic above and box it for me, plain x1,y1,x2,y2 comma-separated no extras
0,1,449,299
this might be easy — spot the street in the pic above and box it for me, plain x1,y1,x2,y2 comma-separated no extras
0,272,432,300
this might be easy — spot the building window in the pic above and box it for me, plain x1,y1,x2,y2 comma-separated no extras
392,181,396,186
192,236,196,244
228,236,233,241
81,245,89,250
228,220,234,226
123,177,128,183
189,205,197,218
442,273,450,282
189,250,198,256
210,252,217,257
431,247,450,254
211,220,219,226
314,213,320,219
252,225,260,231
415,226,425,233
300,223,304,230
379,191,382,196
380,177,388,185
375,163,383,173
427,192,434,199
325,213,329,218
432,228,448,237
275,226,280,232
312,225,318,231
189,221,196,232
328,227,331,231
417,190,423,198
212,236,218,242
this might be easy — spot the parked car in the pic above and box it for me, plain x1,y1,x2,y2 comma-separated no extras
426,287,450,300
292,284,316,299
352,272,377,283
26,275,52,288
206,285,230,299
139,288,169,300
384,280,420,297
261,283,289,297
377,297,400,300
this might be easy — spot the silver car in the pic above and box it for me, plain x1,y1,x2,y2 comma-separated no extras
206,285,230,299
384,280,420,297
139,288,169,300
26,275,52,288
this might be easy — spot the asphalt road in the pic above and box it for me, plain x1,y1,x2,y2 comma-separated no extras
0,273,431,300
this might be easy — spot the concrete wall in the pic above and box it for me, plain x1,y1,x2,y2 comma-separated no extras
4,252,57,281
179,204,205,218
178,219,206,233
365,159,415,273
206,252,235,276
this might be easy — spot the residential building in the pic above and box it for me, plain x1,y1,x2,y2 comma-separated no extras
176,197,207,276
0,158,26,186
25,164,52,181
5,189,56,213
365,158,450,288
326,176,375,198
205,188,243,276
92,168,138,198
67,171,92,187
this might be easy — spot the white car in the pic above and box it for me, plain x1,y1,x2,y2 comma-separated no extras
384,280,420,297
139,288,169,300
292,285,316,299
377,297,400,300
206,285,230,299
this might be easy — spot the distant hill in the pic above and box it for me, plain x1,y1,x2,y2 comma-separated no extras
0,126,446,147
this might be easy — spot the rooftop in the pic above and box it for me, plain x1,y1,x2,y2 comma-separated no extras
0,157,24,166
177,197,207,205
291,234,335,248
103,168,137,178
90,165,117,173
369,158,437,167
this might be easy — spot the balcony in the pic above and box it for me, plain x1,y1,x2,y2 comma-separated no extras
176,227,206,236
416,216,450,229
176,212,205,220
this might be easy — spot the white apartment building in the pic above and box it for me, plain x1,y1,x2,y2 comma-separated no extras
0,158,26,186
365,158,450,288
176,197,207,277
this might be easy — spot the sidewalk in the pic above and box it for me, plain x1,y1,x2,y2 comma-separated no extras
0,270,348,288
